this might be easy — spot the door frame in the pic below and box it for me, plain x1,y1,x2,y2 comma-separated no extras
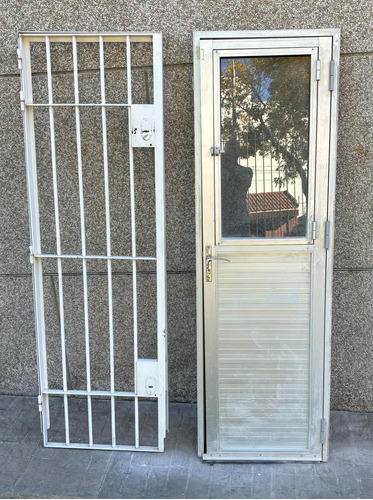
193,29,340,461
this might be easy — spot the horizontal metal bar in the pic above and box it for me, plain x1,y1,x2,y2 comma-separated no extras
45,442,161,452
34,253,156,261
25,103,132,108
43,389,158,398
195,29,340,40
19,32,156,43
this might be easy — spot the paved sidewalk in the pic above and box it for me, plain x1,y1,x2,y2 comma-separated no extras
0,395,372,499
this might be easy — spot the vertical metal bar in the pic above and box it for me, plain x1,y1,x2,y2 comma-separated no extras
270,132,275,236
262,133,266,236
72,36,93,446
285,135,290,235
99,36,116,448
231,58,237,138
126,36,140,449
246,129,251,237
45,36,70,445
153,33,167,450
301,133,305,218
292,143,294,227
292,139,297,233
20,36,49,444
277,140,283,237
254,133,258,236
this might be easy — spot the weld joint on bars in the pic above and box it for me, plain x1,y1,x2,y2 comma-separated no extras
33,254,157,261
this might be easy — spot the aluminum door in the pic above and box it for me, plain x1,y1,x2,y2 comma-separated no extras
195,31,339,461
19,32,167,451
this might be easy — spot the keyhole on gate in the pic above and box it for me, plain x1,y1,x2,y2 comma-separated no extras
141,117,153,141
145,375,156,395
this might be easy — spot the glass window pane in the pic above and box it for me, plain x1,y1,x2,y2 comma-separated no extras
220,56,310,238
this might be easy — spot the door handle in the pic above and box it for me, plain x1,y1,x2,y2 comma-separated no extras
206,255,230,262
205,245,230,282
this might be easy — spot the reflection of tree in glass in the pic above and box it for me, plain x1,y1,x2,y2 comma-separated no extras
221,56,310,197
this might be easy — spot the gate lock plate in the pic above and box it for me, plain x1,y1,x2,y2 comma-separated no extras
136,359,158,397
131,104,157,148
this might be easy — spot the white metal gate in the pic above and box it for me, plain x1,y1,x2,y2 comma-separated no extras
19,32,167,451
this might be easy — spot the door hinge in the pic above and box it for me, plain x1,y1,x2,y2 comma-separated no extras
20,90,25,111
320,417,326,444
329,60,335,91
29,246,35,264
38,395,43,412
17,48,22,70
312,220,317,240
316,59,321,81
195,46,200,60
325,220,331,249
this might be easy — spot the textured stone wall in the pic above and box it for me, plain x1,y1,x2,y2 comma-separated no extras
0,0,372,410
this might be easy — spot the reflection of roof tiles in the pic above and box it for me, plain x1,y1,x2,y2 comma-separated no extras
248,191,299,213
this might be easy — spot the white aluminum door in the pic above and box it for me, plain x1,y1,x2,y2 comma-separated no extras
19,32,167,452
195,31,339,461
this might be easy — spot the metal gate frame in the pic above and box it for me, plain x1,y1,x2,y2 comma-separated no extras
19,31,168,452
194,29,340,461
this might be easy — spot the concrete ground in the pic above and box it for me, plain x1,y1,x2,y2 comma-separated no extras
0,395,372,499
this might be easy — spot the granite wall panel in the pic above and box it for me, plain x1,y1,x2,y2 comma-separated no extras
0,5,372,411
334,55,373,269
331,271,373,412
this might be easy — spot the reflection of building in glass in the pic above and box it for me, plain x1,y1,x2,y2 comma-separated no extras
246,189,300,237
238,148,307,237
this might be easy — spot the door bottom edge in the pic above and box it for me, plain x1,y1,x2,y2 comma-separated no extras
202,453,322,462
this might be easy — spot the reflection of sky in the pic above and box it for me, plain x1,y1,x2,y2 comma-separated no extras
221,57,271,102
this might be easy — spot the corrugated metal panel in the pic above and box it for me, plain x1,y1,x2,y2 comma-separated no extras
216,253,311,452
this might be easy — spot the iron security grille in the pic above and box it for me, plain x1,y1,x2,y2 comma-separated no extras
18,32,167,452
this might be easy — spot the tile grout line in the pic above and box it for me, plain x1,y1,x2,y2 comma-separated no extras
11,438,41,494
95,450,116,499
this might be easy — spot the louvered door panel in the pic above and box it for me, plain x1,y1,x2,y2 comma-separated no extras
216,252,311,452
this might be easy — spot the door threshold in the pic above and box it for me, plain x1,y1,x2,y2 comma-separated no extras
202,453,323,462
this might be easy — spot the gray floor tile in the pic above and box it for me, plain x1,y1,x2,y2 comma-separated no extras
337,474,361,498
271,473,296,498
210,464,231,485
189,460,213,477
112,472,149,499
185,482,210,499
170,451,192,469
313,475,342,499
208,482,231,499
251,467,272,498
0,442,38,490
359,476,373,499
97,452,133,497
355,463,373,477
230,470,253,487
14,448,112,498
145,466,169,498
164,467,189,498
229,485,252,498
